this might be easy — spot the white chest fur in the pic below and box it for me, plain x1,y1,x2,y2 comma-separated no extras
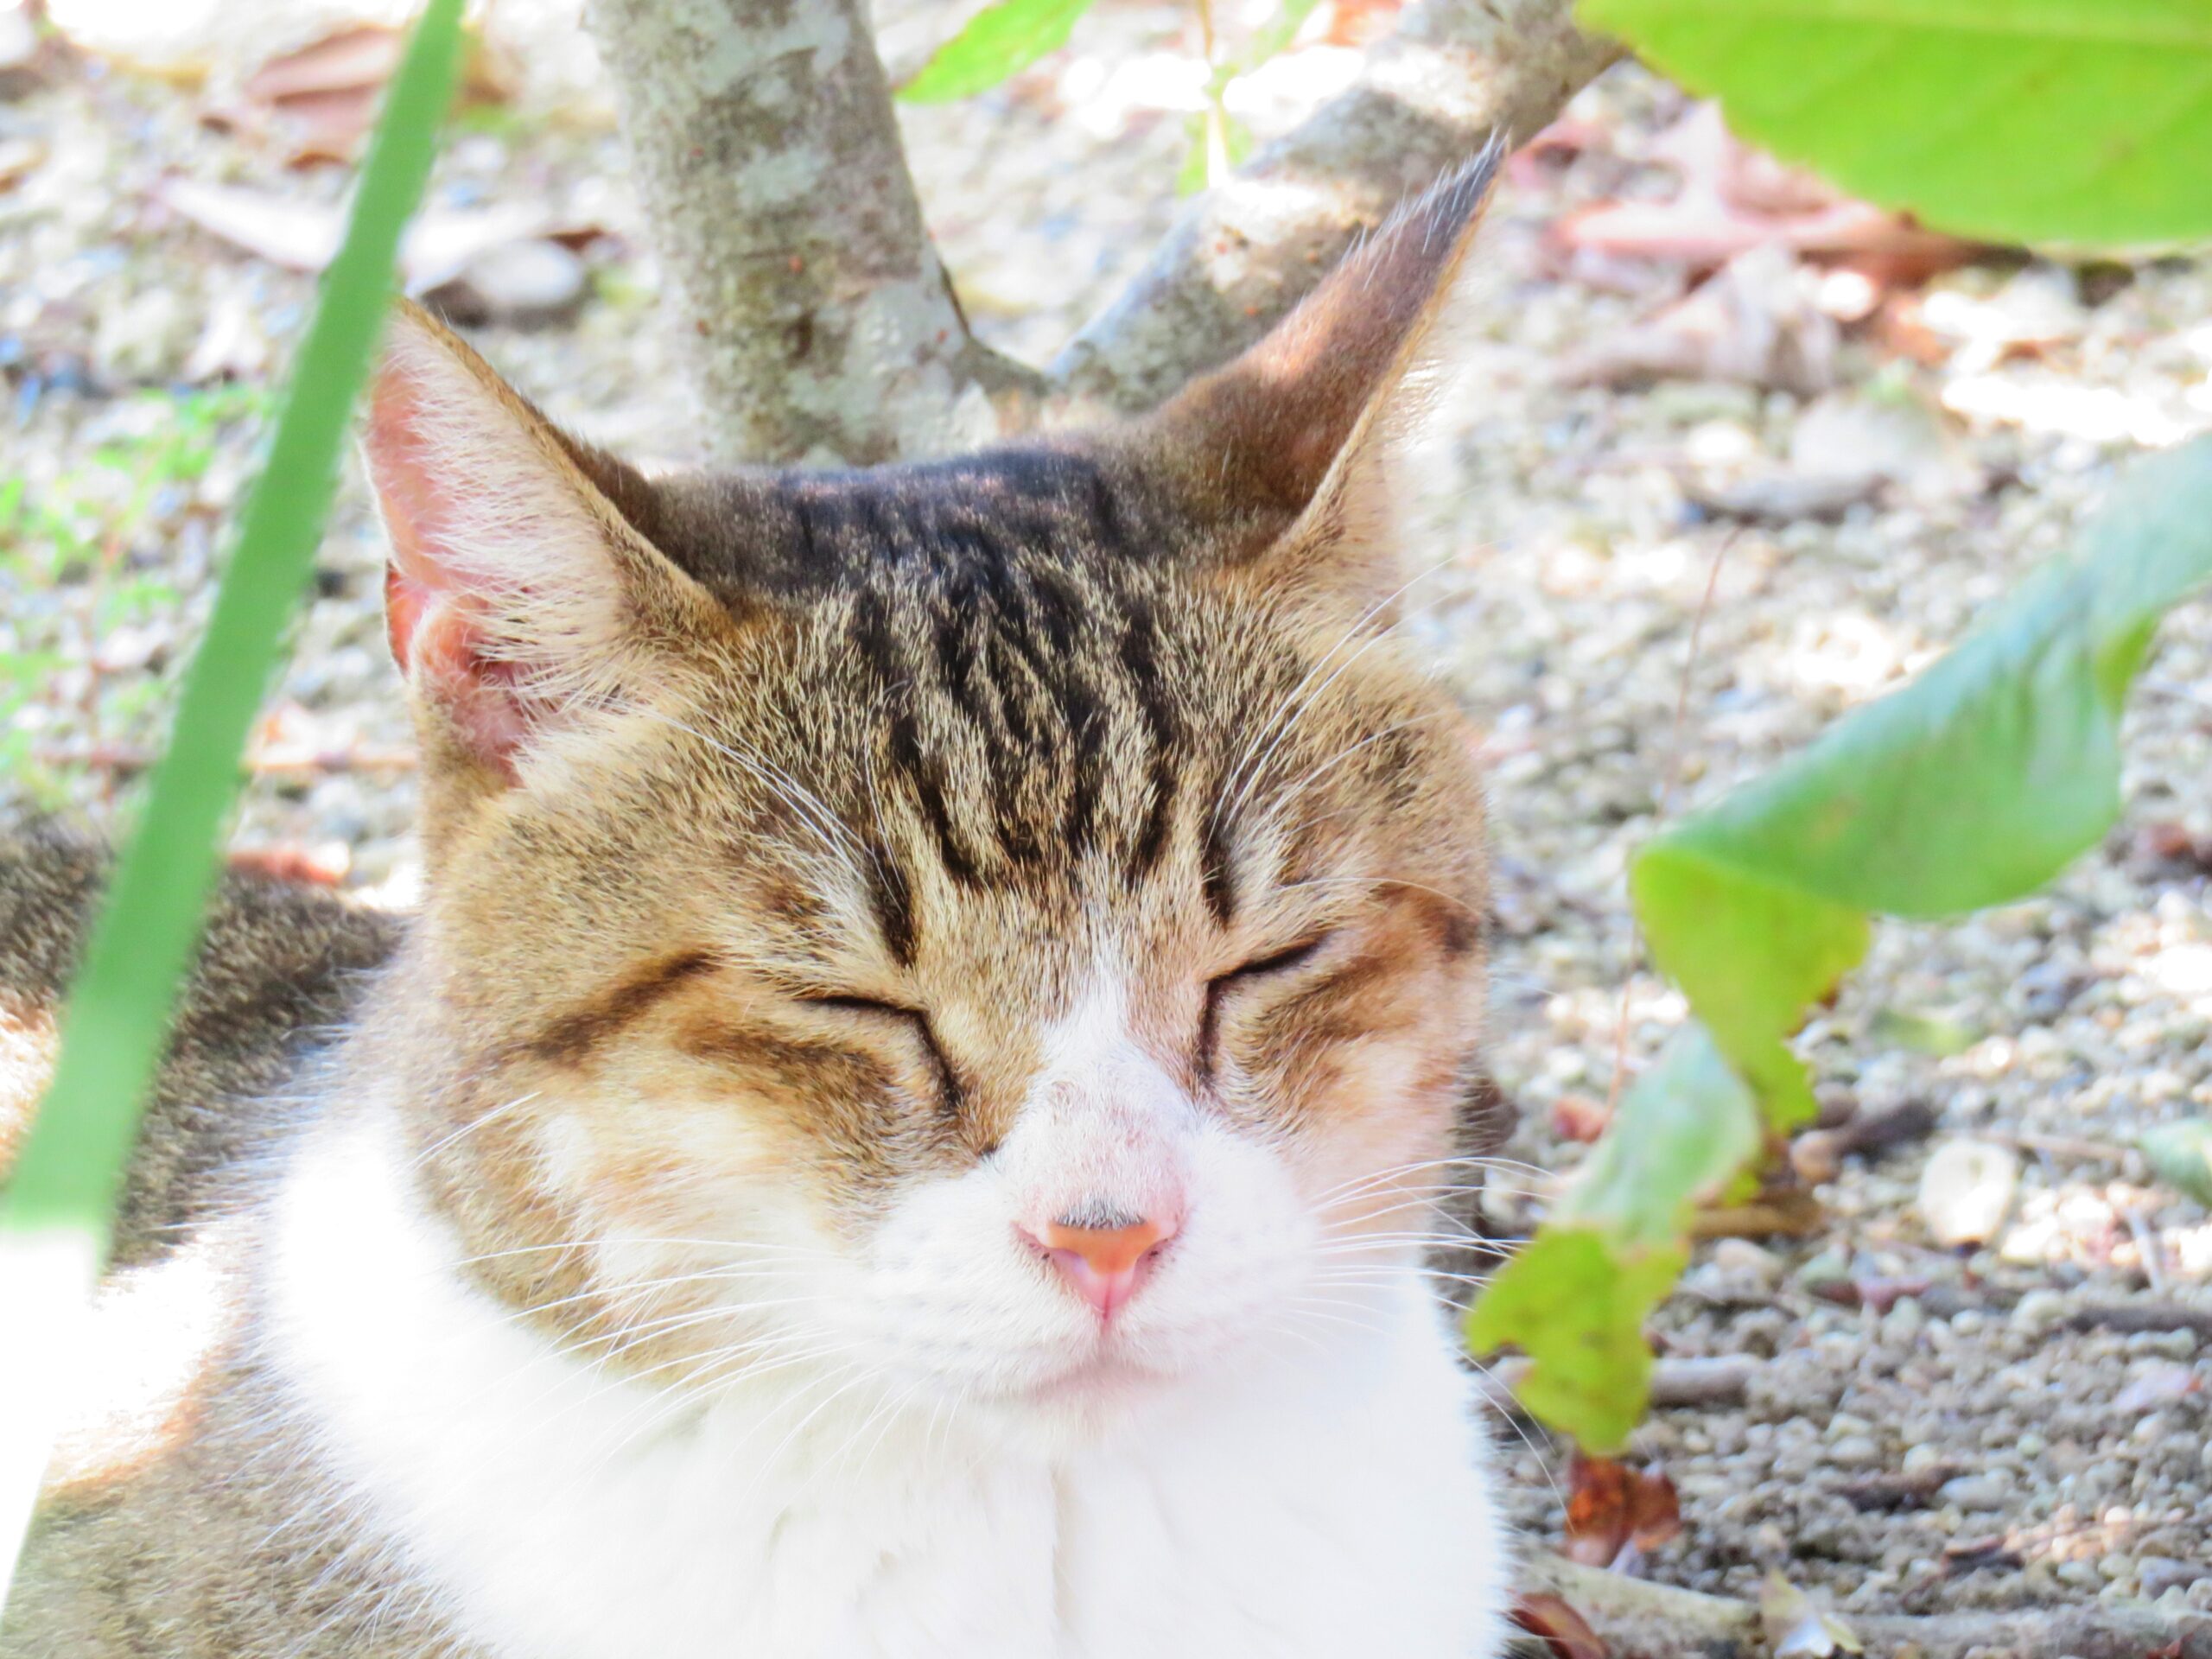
266,1112,1509,1659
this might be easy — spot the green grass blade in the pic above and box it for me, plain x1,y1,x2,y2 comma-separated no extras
0,0,464,1603
897,0,1100,102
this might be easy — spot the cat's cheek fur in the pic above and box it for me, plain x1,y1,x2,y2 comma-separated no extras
269,1102,1508,1659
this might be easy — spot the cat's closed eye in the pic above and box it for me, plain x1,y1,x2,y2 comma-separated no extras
1198,933,1333,1071
795,992,963,1112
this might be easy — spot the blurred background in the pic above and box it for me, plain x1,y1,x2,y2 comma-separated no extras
3,0,2211,1626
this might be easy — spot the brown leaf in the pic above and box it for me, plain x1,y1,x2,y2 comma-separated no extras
2137,820,2212,874
1551,1093,1611,1145
1555,104,1979,283
1560,246,1840,397
1564,1453,1632,1567
228,843,351,887
1565,1454,1681,1566
0,136,43,191
1629,1465,1681,1552
238,25,512,165
1320,0,1403,48
1511,1593,1609,1659
245,25,404,105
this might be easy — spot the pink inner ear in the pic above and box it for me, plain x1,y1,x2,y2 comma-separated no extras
366,365,532,774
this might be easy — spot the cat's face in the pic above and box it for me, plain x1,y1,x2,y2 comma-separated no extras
368,157,1498,1431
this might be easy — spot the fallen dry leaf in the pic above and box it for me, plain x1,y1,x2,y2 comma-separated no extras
228,842,352,887
1560,245,1840,397
1550,1094,1611,1146
1510,1593,1609,1659
230,24,514,166
1556,102,1979,285
244,25,404,105
156,178,569,295
1564,1453,1682,1567
2137,820,2212,874
0,136,44,192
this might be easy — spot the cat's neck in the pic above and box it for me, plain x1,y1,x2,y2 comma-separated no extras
261,1097,1507,1659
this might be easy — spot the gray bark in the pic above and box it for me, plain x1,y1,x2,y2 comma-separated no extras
582,0,1040,465
588,0,1614,461
1047,0,1623,414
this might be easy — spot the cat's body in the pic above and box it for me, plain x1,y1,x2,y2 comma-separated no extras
3,152,1515,1657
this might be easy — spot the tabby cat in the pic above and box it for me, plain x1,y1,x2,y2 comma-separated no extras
0,150,1510,1657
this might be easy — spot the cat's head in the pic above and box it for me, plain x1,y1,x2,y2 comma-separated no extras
361,155,1500,1431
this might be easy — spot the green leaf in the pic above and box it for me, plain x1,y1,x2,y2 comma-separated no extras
1478,438,2212,1453
1636,435,2212,1129
1468,1230,1685,1455
1554,1024,1764,1248
1866,1007,1979,1057
897,0,1099,103
1574,0,2212,246
2141,1118,2212,1206
1241,0,1325,70
1468,1026,1757,1450
0,0,464,1595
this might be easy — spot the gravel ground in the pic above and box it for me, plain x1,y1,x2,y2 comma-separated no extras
6,0,2211,1629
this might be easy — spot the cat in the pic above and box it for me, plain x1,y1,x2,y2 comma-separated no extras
0,148,1512,1658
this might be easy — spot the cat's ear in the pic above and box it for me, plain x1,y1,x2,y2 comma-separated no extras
362,302,726,795
1133,143,1503,606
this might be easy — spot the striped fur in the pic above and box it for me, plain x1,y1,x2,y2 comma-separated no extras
3,151,1515,1659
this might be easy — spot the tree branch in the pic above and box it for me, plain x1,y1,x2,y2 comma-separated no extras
582,0,1042,464
1524,1552,2212,1659
588,0,1611,459
1048,0,1622,415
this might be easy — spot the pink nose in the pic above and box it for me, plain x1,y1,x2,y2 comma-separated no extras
1023,1211,1179,1319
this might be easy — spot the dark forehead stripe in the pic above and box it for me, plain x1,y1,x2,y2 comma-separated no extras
772,447,1166,593
780,456,1192,897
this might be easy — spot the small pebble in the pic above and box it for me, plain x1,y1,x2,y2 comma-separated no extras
1711,1238,1782,1287
1938,1473,2011,1510
1830,1435,1882,1467
2141,1557,2209,1597
1917,1138,2019,1246
2012,1287,2068,1330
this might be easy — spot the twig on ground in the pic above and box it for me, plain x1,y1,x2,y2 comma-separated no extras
1492,1355,1754,1413
1988,1129,2131,1164
2064,1301,2212,1341
1523,1551,2212,1659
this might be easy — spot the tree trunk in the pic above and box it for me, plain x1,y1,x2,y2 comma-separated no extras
587,0,1614,458
582,0,1039,465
